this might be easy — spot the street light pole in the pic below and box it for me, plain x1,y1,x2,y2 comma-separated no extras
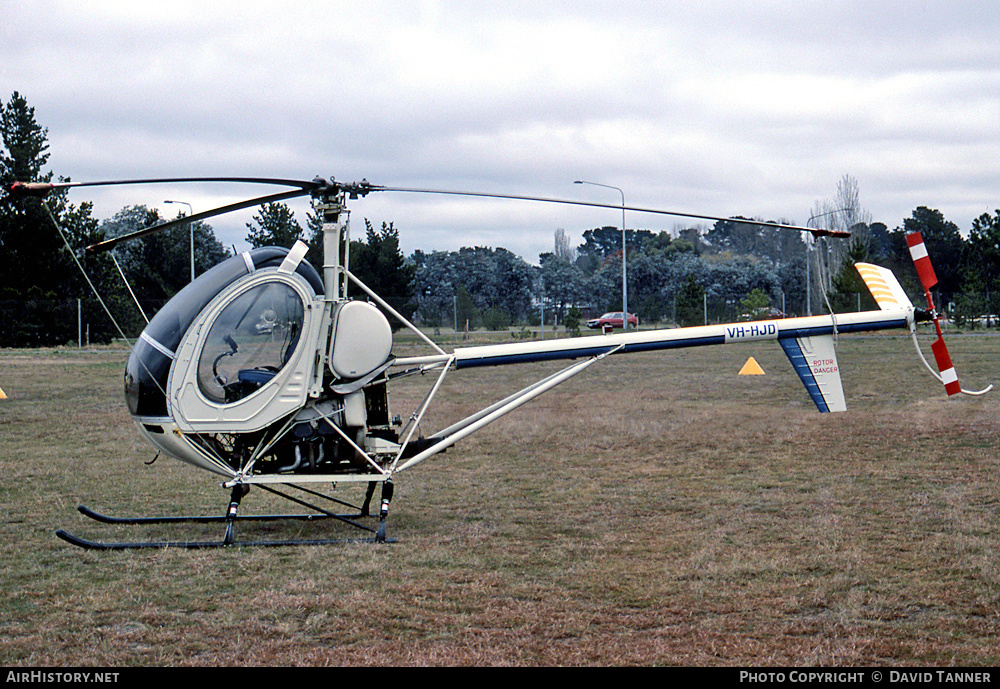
165,200,194,283
805,207,848,317
575,180,628,330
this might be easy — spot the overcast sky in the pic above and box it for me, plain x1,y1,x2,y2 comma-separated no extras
4,0,998,263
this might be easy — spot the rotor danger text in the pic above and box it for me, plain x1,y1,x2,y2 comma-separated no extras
810,358,839,374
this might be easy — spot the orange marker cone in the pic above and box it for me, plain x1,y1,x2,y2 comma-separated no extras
0,386,7,399
739,357,765,375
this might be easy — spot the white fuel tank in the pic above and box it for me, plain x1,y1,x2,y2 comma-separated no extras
329,301,393,380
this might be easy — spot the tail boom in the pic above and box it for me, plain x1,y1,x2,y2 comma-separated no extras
442,309,911,371
389,266,918,414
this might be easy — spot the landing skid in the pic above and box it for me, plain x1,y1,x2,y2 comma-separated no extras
56,481,397,550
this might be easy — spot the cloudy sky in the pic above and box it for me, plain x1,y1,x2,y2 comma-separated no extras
4,0,998,262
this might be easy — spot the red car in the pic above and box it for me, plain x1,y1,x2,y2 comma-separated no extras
586,311,638,330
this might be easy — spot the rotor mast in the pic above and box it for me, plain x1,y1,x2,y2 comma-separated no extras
313,184,351,302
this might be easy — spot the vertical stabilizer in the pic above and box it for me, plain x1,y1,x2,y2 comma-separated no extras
855,263,913,312
779,335,846,412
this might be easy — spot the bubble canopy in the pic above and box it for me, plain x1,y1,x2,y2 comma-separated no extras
197,281,305,404
124,247,323,419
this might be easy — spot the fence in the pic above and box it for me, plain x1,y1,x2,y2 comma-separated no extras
0,298,167,348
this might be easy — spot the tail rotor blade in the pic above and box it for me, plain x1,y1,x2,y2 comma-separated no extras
930,336,961,396
905,231,939,307
904,230,992,397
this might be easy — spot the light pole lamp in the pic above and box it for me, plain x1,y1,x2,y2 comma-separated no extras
575,180,628,330
164,200,194,283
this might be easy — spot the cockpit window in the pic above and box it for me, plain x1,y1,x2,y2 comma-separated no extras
197,282,304,404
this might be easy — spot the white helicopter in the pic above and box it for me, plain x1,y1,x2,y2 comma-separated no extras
7,176,991,549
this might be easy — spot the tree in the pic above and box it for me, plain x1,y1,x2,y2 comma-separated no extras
966,210,1000,286
481,306,511,331
348,220,416,328
0,92,63,296
576,226,653,266
564,306,582,336
553,227,575,263
101,205,228,307
739,288,772,321
0,92,49,183
584,254,625,313
412,249,458,328
412,245,537,328
675,274,705,327
0,92,111,345
578,226,624,259
827,237,877,313
454,283,479,331
538,251,584,324
246,202,305,249
705,216,804,267
807,174,873,311
960,210,1000,324
705,217,764,255
637,230,675,258
304,208,326,274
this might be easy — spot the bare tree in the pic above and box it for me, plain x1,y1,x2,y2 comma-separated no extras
554,227,575,263
835,174,872,247
807,174,872,314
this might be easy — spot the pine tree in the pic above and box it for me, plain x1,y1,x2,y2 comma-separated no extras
0,91,61,296
675,274,705,327
348,220,416,328
827,237,877,313
246,202,305,249
0,92,108,345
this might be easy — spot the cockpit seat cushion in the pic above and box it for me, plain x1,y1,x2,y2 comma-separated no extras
237,368,278,386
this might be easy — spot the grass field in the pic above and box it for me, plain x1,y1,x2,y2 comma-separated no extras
0,330,997,666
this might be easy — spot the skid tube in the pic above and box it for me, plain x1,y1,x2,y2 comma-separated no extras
56,480,397,550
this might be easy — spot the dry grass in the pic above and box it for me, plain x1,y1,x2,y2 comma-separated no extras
0,332,997,666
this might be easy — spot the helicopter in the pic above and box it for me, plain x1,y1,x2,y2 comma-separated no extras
6,176,991,549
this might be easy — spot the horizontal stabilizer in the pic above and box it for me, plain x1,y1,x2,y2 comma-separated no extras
779,335,846,412
855,263,913,312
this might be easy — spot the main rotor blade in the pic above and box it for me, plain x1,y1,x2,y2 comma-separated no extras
373,185,850,237
85,188,311,254
8,176,319,199
18,172,847,250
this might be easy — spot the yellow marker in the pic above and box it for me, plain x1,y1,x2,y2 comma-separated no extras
739,357,765,375
0,386,7,400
